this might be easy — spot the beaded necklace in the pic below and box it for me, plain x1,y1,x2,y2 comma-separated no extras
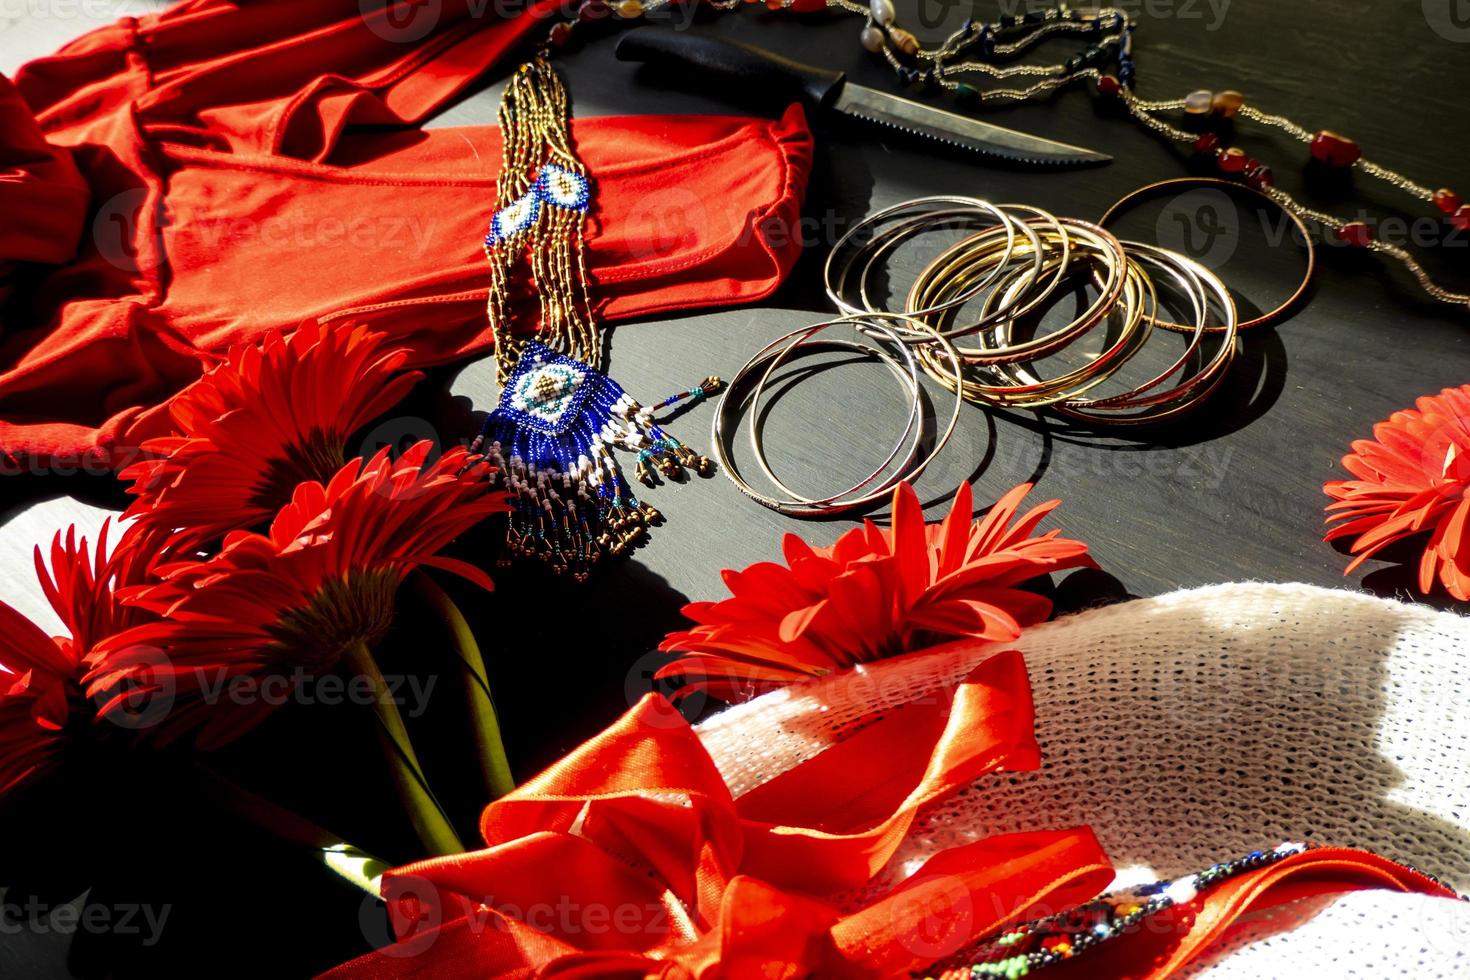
925,841,1461,978
862,3,1470,310
547,2,1468,311
471,57,718,580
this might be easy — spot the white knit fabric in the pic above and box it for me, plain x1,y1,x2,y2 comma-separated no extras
1177,890,1470,978
693,582,1470,977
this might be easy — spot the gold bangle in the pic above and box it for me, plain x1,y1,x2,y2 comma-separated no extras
916,228,1154,407
905,204,1073,340
952,243,1154,407
1098,177,1315,333
1005,240,1234,423
825,197,1027,325
910,217,1131,366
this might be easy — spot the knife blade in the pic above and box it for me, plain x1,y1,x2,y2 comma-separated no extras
614,28,1110,168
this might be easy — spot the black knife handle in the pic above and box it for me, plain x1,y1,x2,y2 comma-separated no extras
615,28,845,109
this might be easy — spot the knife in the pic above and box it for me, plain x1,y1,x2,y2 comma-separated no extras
614,28,1110,168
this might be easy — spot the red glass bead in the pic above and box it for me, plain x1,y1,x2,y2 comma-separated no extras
1246,164,1274,190
1453,205,1470,231
1310,130,1361,168
577,0,608,20
1193,133,1219,155
1336,221,1373,247
1097,74,1122,96
1435,188,1463,215
548,20,573,45
1217,146,1249,173
789,0,827,10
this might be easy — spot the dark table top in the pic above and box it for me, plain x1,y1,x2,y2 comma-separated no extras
3,1,1469,976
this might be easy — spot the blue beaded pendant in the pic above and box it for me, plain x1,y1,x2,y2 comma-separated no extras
477,61,720,578
472,342,717,580
486,191,542,247
535,164,591,211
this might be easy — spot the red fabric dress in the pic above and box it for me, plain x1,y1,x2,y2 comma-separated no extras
1,0,813,465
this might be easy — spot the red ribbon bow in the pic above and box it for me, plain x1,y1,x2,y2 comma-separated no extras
329,647,1113,978
327,643,1460,979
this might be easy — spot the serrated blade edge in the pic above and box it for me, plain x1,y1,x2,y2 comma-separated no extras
833,84,1111,167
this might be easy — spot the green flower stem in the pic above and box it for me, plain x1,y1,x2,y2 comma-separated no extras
192,764,389,896
411,572,515,801
345,641,465,857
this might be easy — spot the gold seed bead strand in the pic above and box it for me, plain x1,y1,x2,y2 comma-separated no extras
1231,104,1438,203
1368,241,1470,307
862,3,1131,98
923,49,1128,104
1105,84,1470,311
908,7,1131,63
483,59,613,381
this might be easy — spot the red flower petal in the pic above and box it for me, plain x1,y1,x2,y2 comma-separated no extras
123,322,425,547
659,482,1091,703
905,598,1023,643
88,444,507,747
1325,384,1470,599
937,481,974,577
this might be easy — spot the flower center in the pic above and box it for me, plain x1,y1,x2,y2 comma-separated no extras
248,428,347,516
266,568,401,671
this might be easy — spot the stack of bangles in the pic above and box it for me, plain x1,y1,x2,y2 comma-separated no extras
715,179,1314,515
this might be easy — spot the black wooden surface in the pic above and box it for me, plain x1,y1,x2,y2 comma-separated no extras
2,1,1470,976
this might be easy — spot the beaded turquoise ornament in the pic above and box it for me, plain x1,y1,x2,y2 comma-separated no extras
470,57,719,580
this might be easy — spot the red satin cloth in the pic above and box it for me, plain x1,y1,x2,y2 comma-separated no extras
326,644,1459,979
2,0,813,465
327,649,1115,978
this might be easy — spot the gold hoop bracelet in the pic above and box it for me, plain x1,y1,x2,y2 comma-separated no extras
1098,177,1315,333
916,229,1155,407
910,217,1132,366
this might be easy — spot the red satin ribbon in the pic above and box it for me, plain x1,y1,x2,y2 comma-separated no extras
325,644,1460,979
326,648,1114,978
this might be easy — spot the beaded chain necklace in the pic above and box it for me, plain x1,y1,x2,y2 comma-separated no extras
857,3,1470,310
471,57,719,580
547,1,1469,311
923,841,1461,978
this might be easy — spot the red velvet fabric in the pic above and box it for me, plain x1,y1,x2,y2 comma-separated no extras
2,0,813,465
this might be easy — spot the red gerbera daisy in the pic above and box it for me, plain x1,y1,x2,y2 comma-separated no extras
120,321,424,546
657,482,1094,702
89,442,506,748
1325,384,1470,600
0,521,162,797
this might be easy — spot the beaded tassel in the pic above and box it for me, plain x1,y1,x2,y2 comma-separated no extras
474,57,719,578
